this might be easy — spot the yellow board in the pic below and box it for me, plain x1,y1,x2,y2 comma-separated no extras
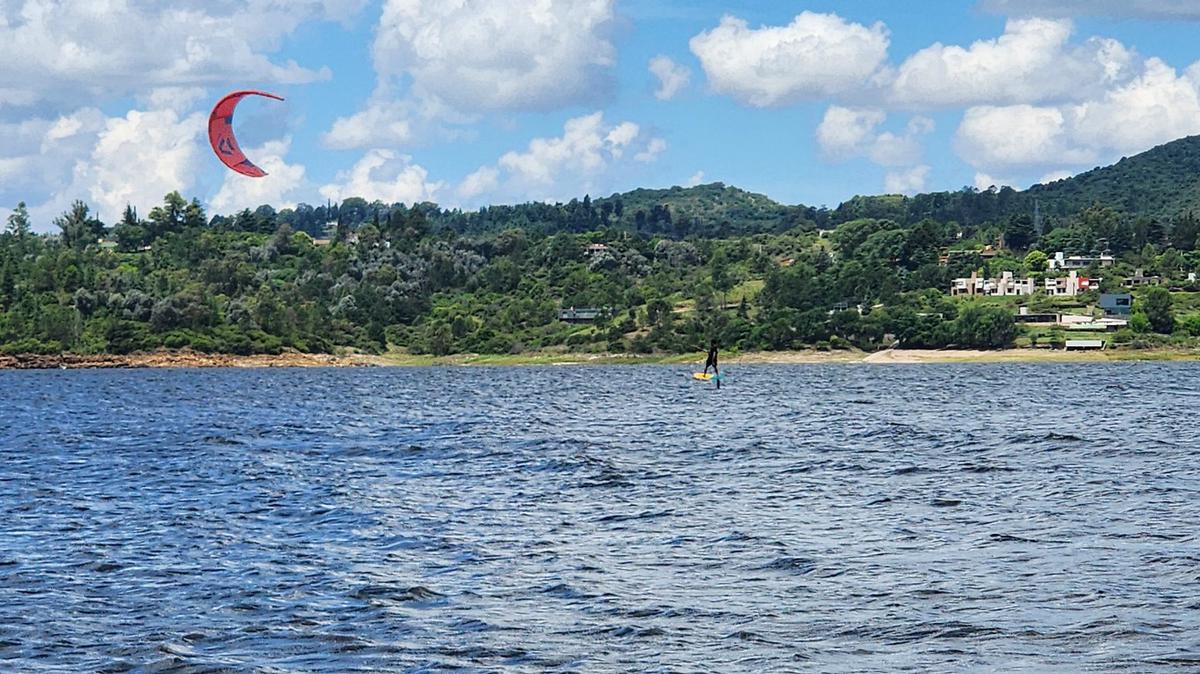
692,372,714,381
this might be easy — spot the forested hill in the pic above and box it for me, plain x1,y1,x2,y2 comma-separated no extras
1025,135,1200,220
833,135,1200,228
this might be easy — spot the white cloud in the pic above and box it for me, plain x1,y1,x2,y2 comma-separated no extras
453,112,663,204
319,149,443,205
955,104,1083,170
817,107,887,160
979,0,1200,20
649,55,691,101
456,166,500,201
70,108,208,224
323,100,414,150
817,107,933,168
885,165,931,194
689,11,890,107
634,138,667,163
0,1,357,112
325,0,619,148
210,137,308,214
955,57,1200,178
890,18,1134,107
686,171,705,187
1038,170,1074,184
1071,58,1200,154
372,0,615,113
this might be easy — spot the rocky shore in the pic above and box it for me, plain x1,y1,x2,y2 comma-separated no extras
0,351,382,370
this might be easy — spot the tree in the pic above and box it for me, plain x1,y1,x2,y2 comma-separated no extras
1004,214,1035,251
954,304,1017,348
1142,286,1175,334
1172,212,1200,251
1024,250,1048,272
55,200,104,249
5,202,31,237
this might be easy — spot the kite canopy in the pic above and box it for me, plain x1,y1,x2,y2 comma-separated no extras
207,90,284,178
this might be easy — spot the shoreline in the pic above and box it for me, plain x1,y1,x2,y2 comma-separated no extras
4,347,1200,370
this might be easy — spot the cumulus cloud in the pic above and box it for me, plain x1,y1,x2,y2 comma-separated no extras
686,171,705,187
885,165,931,194
649,55,691,101
372,0,615,113
890,18,1134,107
319,149,444,205
0,0,358,113
323,100,414,150
817,107,933,168
817,107,887,160
69,108,208,224
210,137,308,214
955,57,1200,178
979,0,1200,20
689,11,890,107
456,165,500,201
452,112,664,204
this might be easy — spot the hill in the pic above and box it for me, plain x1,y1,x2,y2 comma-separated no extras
1025,135,1200,221
832,135,1200,228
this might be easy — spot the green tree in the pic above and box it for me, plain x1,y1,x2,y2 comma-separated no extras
1141,286,1174,333
55,200,104,249
5,202,31,236
954,304,1017,348
1024,250,1048,272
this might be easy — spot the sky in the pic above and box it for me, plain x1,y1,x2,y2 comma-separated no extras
6,0,1200,230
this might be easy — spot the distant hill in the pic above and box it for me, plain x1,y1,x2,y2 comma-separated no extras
596,182,822,237
831,135,1200,228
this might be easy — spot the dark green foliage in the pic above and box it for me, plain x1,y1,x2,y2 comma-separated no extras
1142,287,1175,334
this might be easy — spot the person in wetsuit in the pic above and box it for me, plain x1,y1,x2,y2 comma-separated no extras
703,340,720,388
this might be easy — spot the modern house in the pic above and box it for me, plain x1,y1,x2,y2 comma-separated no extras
1049,252,1115,270
950,271,1036,297
1065,339,1105,350
1044,271,1099,296
1123,269,1161,288
1099,293,1133,316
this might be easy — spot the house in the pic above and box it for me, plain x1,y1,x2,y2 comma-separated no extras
1049,252,1115,270
1123,269,1161,288
1015,307,1059,324
1065,339,1105,351
950,271,1035,297
1044,271,1098,296
1099,293,1133,316
585,243,610,257
559,307,607,323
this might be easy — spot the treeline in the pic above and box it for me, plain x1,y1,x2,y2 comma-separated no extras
4,185,1200,358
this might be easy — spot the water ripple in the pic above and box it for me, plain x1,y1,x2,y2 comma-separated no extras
1,363,1199,671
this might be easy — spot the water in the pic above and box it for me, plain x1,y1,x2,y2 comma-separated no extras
2,364,1199,672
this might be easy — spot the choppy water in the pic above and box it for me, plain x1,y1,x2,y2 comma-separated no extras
2,364,1199,672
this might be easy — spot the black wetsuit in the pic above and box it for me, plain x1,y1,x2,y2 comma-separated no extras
704,346,718,374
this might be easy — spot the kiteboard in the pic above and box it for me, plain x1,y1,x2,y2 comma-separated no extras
692,372,722,382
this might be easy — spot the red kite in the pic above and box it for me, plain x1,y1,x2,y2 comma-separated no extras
207,90,284,177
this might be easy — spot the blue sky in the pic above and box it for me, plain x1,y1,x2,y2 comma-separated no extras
5,0,1200,229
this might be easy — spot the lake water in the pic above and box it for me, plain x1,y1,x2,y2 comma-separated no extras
2,364,1199,672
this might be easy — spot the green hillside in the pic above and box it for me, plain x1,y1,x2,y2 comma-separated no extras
1026,135,1200,220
